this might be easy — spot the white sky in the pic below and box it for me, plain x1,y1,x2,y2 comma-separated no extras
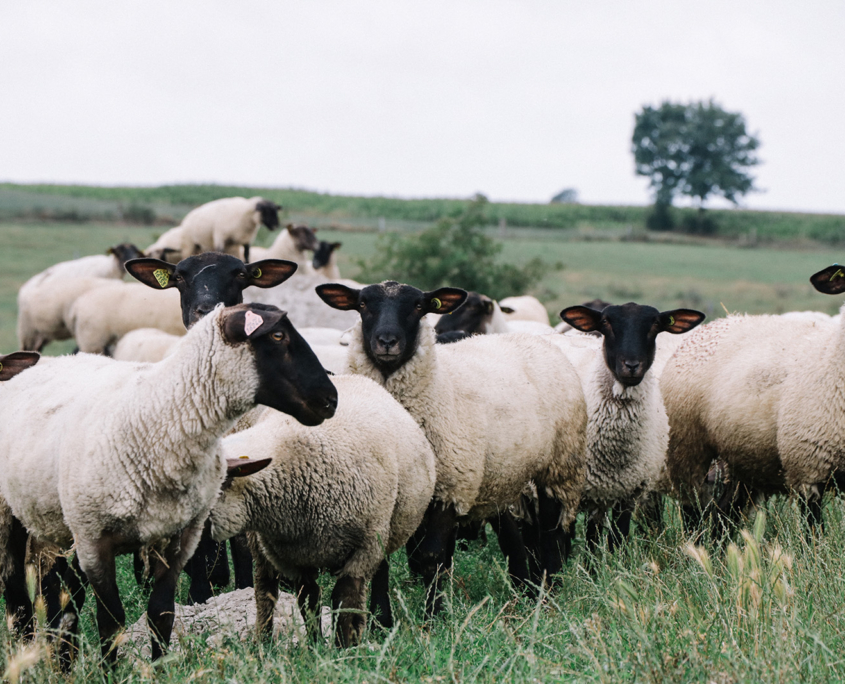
1,0,843,213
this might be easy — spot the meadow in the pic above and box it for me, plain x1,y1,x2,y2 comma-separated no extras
2,194,845,682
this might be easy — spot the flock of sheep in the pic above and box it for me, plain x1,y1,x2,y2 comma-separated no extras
1,194,844,670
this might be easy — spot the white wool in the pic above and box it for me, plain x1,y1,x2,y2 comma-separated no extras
256,230,310,269
298,327,343,346
179,196,267,258
145,226,184,263
210,375,435,582
111,328,181,362
68,281,184,353
506,320,556,335
0,309,261,580
499,295,550,325
344,319,586,524
662,306,845,500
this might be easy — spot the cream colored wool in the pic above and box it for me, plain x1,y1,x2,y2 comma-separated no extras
145,226,184,262
179,196,269,258
111,327,181,362
210,374,435,582
345,319,587,525
499,296,550,325
0,499,11,588
68,281,184,353
0,308,264,583
662,309,845,501
251,230,310,269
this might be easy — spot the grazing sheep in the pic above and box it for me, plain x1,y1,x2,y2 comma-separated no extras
555,303,705,549
498,295,550,325
145,227,185,263
209,374,436,646
248,224,319,268
317,281,587,614
179,196,282,263
663,264,845,529
16,244,144,351
0,303,338,666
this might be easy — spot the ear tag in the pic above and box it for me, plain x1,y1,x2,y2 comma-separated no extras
153,269,170,288
239,455,249,459
832,269,845,280
431,298,442,310
244,311,264,336
0,362,3,372
668,315,675,326
251,267,262,279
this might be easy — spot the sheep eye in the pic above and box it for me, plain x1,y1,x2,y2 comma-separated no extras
270,332,285,342
415,302,423,311
237,272,248,279
173,274,182,282
360,301,367,310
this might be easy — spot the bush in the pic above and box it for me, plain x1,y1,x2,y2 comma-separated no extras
123,204,156,225
646,203,675,231
681,211,718,236
356,195,559,300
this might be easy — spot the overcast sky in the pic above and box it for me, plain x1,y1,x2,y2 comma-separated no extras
1,1,843,213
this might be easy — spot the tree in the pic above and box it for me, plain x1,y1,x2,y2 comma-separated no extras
632,100,760,231
357,195,558,301
550,188,579,204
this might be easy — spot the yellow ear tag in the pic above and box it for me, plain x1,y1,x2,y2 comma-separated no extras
832,269,845,280
251,267,262,279
668,315,675,326
0,362,3,372
239,455,249,459
153,269,170,288
431,298,442,310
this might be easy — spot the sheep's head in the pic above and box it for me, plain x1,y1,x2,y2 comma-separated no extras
317,281,466,377
256,200,282,231
107,243,145,270
434,291,494,336
560,303,705,387
312,240,342,271
125,253,298,328
221,303,338,426
0,352,40,381
285,224,320,253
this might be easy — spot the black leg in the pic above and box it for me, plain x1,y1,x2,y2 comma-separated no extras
369,559,393,630
58,554,89,672
405,526,426,579
536,489,565,582
3,516,34,638
488,512,529,591
297,571,323,644
607,500,634,553
147,533,188,661
252,543,282,640
230,533,254,589
83,539,126,666
415,502,458,618
44,555,68,633
185,523,229,605
332,575,366,647
243,244,251,264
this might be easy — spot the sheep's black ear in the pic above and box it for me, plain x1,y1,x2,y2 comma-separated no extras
109,243,145,264
316,284,361,310
0,351,40,381
424,288,467,314
811,265,845,295
226,457,272,478
560,305,602,332
246,260,297,288
499,305,515,314
222,306,286,343
125,258,178,289
330,241,341,250
659,309,706,334
483,300,495,315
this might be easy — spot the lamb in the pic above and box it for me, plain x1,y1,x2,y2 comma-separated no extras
317,281,587,614
248,223,319,267
144,226,185,263
209,374,436,646
178,196,282,263
0,303,338,666
498,295,550,324
16,243,144,351
554,303,705,549
662,263,845,530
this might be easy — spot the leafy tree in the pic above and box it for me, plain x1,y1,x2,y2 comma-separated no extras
551,188,579,204
632,100,760,232
357,195,558,300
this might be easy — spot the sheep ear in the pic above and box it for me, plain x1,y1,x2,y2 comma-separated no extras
331,241,341,250
811,265,845,295
226,457,272,478
125,258,177,289
484,300,495,315
560,306,601,332
222,307,285,343
499,305,515,314
316,284,361,310
659,309,706,334
247,260,297,288
0,352,40,381
424,288,467,314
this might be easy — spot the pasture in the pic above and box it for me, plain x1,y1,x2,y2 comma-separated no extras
3,216,845,682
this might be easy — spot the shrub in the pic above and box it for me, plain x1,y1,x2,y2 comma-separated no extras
123,204,156,225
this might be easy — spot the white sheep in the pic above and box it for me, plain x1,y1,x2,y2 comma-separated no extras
662,263,845,528
144,226,184,263
111,327,181,362
318,281,586,612
0,303,337,664
498,295,550,324
209,374,435,646
248,223,319,268
178,196,282,263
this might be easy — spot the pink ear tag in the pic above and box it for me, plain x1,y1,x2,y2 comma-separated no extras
244,311,264,336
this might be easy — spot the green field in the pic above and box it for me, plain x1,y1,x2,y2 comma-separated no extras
3,204,845,682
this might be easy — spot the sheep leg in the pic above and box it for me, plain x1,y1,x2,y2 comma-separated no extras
79,537,125,666
297,571,323,644
243,244,251,263
3,516,34,638
230,533,254,589
369,558,393,630
252,544,281,640
43,555,69,632
534,490,565,584
147,532,191,661
332,575,366,647
57,554,89,672
636,491,664,535
416,501,458,618
405,527,426,578
800,492,824,537
184,521,230,605
488,512,529,591
607,500,634,552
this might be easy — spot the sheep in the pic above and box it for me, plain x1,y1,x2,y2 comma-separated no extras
248,223,319,267
434,290,555,339
144,226,185,263
209,374,436,646
0,303,338,666
498,295,550,324
317,281,587,614
179,196,282,264
662,263,845,531
554,303,705,550
310,239,343,278
16,243,144,351
111,327,182,363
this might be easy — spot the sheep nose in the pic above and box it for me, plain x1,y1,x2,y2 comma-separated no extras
377,334,398,350
195,303,214,317
623,360,640,373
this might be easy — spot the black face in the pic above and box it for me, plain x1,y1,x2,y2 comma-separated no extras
434,291,494,335
125,254,297,328
312,241,341,270
256,201,281,231
222,303,337,425
287,224,320,253
316,281,467,377
108,243,145,270
560,302,706,387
